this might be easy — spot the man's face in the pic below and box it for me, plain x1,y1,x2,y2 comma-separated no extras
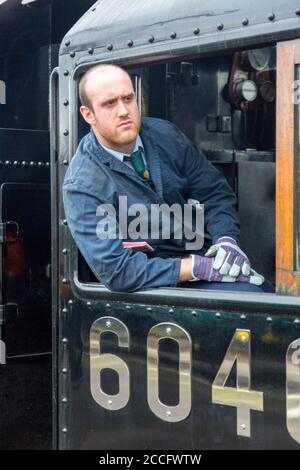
80,69,141,154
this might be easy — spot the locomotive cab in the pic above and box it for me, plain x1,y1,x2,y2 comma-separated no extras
51,0,300,450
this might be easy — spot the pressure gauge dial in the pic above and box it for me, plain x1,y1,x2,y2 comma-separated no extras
248,48,270,71
259,80,275,102
234,79,258,103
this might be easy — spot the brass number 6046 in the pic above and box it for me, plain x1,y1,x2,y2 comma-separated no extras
89,317,300,443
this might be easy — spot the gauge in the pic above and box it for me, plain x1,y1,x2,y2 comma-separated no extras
235,79,258,102
248,48,270,71
259,80,275,102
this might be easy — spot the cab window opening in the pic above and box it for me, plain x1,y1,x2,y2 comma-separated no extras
75,47,276,294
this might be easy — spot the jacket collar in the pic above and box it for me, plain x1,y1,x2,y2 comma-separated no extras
140,121,163,198
88,120,164,199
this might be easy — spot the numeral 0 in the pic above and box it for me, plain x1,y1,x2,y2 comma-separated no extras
147,323,192,422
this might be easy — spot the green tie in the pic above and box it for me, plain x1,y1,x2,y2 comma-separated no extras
123,149,151,180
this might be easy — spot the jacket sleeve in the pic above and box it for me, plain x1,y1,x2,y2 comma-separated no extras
174,125,240,243
63,179,181,292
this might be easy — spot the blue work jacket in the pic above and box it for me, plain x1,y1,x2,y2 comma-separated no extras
63,117,239,291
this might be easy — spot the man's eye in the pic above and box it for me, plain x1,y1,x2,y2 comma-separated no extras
103,100,115,107
124,96,133,102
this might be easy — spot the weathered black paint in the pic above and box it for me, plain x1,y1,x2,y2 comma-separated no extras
0,0,97,450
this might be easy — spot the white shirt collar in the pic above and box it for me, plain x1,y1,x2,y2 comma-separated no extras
100,135,144,162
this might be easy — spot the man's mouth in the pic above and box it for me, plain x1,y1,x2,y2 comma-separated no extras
118,121,132,128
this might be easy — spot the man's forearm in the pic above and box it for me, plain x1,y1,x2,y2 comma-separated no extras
179,258,193,282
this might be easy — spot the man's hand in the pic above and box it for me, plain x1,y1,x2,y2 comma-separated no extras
205,236,251,277
190,254,264,285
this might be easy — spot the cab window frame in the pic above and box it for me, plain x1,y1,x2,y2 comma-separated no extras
276,39,300,295
67,44,293,301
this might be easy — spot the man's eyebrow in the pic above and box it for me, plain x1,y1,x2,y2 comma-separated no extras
101,92,135,105
101,96,117,105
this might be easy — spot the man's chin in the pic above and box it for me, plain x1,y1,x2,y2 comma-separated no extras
117,129,139,144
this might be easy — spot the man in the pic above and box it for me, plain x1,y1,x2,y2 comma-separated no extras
63,64,273,293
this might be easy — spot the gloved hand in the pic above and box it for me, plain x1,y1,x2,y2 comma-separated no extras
205,236,251,277
190,254,264,285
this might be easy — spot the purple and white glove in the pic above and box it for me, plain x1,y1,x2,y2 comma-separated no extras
205,236,251,278
190,254,264,285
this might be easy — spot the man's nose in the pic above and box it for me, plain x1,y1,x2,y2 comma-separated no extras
117,100,129,117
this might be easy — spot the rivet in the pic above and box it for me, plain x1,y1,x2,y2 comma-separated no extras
63,129,69,136
268,13,275,21
87,301,92,307
169,308,174,314
296,9,300,16
62,278,68,284
241,335,247,344
147,307,152,312
68,299,73,305
107,44,113,51
65,40,70,47
63,99,69,106
126,305,131,310
37,162,43,167
242,18,249,26
191,310,197,317
170,32,177,39
240,314,247,320
62,249,68,255
106,303,111,308
62,397,68,403
63,70,69,77
148,35,155,43
63,160,68,166
13,160,20,167
215,312,221,318
62,338,68,344
266,316,273,322
62,219,67,226
46,162,50,167
88,48,94,55
294,318,300,324
193,28,200,35
70,51,75,58
166,410,172,417
62,308,68,314
106,320,112,328
5,160,11,166
62,368,68,374
29,161,36,167
217,23,224,30
62,427,68,433
21,161,28,167
166,327,172,335
241,424,246,430
127,40,133,47
108,399,113,406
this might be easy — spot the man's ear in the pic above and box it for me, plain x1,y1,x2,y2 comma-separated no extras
80,105,95,125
